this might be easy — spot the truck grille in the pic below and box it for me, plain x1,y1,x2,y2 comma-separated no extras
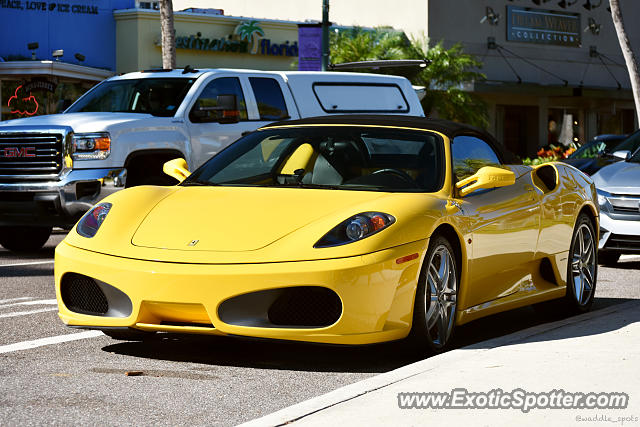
0,133,63,179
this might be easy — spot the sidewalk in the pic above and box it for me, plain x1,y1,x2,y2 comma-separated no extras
242,300,640,426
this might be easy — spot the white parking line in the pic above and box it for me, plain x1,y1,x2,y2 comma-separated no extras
0,308,58,318
0,261,54,268
0,297,33,304
0,330,103,354
0,299,57,309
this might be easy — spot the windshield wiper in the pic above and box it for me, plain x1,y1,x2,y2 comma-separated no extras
181,180,220,186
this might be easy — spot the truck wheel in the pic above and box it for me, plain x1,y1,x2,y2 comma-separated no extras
0,226,52,252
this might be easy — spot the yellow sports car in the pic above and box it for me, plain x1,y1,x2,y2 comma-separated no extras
55,115,599,352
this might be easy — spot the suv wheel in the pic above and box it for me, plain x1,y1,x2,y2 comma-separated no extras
0,226,52,252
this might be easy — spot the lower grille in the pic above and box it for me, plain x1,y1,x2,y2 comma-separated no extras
609,195,640,217
604,234,640,252
60,273,109,315
268,287,342,327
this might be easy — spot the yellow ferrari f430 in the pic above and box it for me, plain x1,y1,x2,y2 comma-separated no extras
55,116,599,352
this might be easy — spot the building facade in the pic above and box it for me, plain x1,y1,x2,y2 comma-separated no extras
0,0,299,121
0,0,135,120
176,0,640,156
114,9,299,73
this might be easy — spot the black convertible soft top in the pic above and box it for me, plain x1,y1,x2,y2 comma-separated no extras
262,115,510,163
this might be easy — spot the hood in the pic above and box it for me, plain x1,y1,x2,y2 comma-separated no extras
131,186,386,252
592,160,640,195
0,112,155,133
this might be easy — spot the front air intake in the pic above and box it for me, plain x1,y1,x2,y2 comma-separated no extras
60,273,109,315
267,287,342,327
218,286,343,328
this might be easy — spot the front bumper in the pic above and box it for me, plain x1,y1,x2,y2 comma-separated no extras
55,239,427,345
598,210,640,253
0,168,126,227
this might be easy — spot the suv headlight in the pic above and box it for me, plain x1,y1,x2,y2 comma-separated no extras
314,212,395,248
72,132,110,160
596,188,612,212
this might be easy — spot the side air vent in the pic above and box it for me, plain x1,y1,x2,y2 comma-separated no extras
60,273,132,317
60,273,108,315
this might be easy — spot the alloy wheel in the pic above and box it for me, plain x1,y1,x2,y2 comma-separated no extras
570,223,596,306
425,244,457,347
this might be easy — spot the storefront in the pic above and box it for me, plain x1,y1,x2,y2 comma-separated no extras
114,9,300,73
0,61,113,120
0,0,131,120
198,0,640,158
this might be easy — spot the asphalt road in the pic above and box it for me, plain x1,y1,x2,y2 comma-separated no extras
1,231,638,425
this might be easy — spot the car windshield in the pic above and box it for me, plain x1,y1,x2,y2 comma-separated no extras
66,78,195,117
184,126,444,192
569,137,624,159
614,130,640,162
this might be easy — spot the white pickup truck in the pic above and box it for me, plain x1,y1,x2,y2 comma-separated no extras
0,67,424,251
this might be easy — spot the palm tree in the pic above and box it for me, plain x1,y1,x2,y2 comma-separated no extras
610,0,640,123
160,0,176,69
235,20,265,54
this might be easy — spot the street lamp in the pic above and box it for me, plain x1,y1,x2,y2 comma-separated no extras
27,42,38,60
52,49,64,61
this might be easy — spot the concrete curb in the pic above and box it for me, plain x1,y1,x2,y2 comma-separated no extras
238,300,640,427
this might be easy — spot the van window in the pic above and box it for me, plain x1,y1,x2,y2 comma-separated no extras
312,83,409,113
249,77,289,120
190,77,248,122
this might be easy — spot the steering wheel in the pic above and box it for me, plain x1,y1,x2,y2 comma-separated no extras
371,168,416,184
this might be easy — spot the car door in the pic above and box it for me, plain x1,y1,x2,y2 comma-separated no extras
184,76,259,170
453,135,542,309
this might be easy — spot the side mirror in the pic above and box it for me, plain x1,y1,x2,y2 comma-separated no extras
190,94,239,124
455,166,516,197
612,150,631,160
163,158,190,183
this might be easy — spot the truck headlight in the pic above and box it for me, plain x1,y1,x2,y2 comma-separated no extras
72,132,111,160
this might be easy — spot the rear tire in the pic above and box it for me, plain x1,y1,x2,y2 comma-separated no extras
0,226,52,252
408,235,459,354
102,328,155,341
564,214,597,313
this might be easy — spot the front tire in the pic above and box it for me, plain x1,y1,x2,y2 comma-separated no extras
0,226,52,252
565,214,597,313
409,235,459,353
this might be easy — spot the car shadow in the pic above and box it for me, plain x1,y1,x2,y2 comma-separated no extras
601,260,640,270
102,296,635,374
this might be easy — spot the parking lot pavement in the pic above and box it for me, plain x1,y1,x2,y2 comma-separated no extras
0,233,638,425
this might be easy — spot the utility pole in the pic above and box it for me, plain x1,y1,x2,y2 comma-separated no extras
321,0,329,71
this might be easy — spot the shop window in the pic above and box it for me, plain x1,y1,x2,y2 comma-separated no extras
1,78,95,121
249,77,288,120
191,77,248,122
452,135,501,180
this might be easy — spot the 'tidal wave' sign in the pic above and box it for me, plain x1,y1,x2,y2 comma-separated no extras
507,6,581,47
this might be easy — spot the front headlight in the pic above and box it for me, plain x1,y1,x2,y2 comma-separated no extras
77,203,112,238
72,132,111,160
596,188,612,212
314,212,395,248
